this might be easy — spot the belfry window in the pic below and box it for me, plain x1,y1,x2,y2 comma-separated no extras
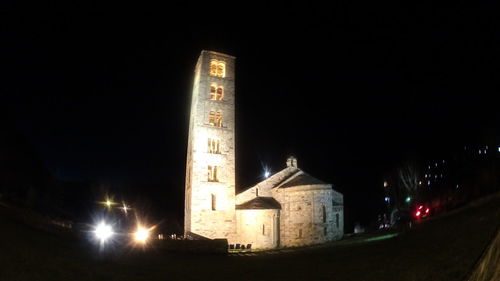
208,138,221,154
208,165,219,182
336,214,340,228
210,84,224,101
210,60,225,78
322,205,327,223
216,87,224,100
210,85,217,100
208,111,223,127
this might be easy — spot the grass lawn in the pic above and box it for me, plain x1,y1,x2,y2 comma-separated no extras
0,194,499,281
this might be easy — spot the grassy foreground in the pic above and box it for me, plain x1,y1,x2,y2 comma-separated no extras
0,194,499,281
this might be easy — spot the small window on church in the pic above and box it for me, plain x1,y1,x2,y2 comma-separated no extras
208,166,219,182
210,60,225,78
255,188,259,197
216,86,224,100
336,213,340,228
208,138,221,154
210,60,218,76
262,224,265,235
210,85,217,100
322,205,327,223
211,194,216,210
324,227,327,236
208,111,223,127
215,112,222,127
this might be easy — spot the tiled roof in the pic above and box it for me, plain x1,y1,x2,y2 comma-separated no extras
279,172,327,188
236,197,281,210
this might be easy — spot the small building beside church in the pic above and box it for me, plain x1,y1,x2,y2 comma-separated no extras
184,50,343,249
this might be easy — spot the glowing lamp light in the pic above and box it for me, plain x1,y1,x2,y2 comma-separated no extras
415,211,421,217
405,196,411,203
133,226,151,244
94,221,113,243
264,170,270,179
425,208,430,214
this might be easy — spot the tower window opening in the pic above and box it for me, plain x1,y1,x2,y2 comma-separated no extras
210,85,217,100
211,194,216,210
208,138,221,154
298,229,303,238
324,227,327,236
210,84,224,101
208,166,219,182
208,111,223,127
210,60,225,78
262,224,265,235
335,213,340,228
322,205,327,223
216,86,224,100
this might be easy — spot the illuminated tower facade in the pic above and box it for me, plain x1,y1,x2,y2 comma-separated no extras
184,50,236,240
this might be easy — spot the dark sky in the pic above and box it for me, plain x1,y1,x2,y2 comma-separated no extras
2,4,500,226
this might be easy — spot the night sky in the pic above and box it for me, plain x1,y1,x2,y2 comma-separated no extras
2,5,500,228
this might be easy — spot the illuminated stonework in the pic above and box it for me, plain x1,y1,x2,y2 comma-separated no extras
184,50,236,240
184,51,343,249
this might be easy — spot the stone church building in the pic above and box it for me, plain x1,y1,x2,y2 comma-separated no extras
184,50,343,249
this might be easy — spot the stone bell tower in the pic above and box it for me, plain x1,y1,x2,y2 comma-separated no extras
184,50,236,240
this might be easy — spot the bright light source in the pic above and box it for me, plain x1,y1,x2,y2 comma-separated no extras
425,208,429,214
264,170,270,178
120,202,131,214
134,226,151,244
383,181,388,188
94,221,113,243
405,197,411,203
384,197,390,203
100,197,116,209
415,211,421,217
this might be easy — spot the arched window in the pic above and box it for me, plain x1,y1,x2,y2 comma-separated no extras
208,111,222,127
216,86,224,100
208,166,219,182
210,85,217,100
217,62,225,77
208,138,221,154
215,112,222,127
322,205,327,223
210,60,225,78
209,111,215,125
210,60,218,76
211,194,216,210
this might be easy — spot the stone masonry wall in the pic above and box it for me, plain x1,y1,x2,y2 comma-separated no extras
185,51,237,241
236,209,280,249
273,185,343,247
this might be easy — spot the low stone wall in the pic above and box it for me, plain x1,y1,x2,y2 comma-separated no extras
467,227,500,281
157,238,228,255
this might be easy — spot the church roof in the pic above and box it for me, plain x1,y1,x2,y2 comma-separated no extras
236,197,281,210
278,172,327,188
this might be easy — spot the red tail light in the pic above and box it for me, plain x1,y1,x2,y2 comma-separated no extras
416,211,421,217
425,208,429,214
